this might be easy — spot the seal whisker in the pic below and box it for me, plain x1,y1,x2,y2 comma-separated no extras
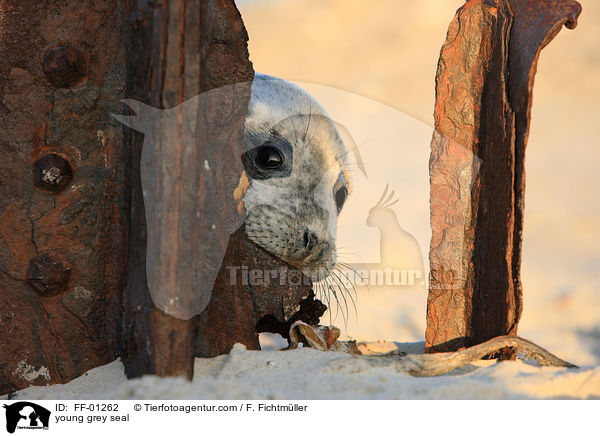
337,261,368,294
325,274,346,326
323,275,338,320
334,267,356,320
329,268,350,327
304,108,312,142
333,267,358,319
335,135,377,160
316,279,333,325
244,210,272,229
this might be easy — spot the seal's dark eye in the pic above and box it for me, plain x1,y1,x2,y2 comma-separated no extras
256,146,284,170
335,186,348,214
242,139,292,180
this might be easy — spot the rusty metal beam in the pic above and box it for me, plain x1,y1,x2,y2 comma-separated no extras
196,226,325,357
0,0,128,393
426,0,581,355
120,0,255,379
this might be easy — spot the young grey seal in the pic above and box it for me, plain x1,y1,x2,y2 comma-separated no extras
236,73,352,282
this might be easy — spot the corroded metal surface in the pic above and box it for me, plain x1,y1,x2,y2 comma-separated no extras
426,0,581,355
0,0,128,394
196,226,325,357
42,45,89,89
120,0,256,379
26,254,71,296
32,153,74,193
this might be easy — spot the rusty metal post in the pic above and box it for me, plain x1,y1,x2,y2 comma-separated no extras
426,0,582,355
0,0,128,394
120,0,254,379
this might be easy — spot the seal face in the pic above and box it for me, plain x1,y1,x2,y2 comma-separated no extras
241,74,350,281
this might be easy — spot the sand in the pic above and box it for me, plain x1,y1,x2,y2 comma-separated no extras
7,342,600,400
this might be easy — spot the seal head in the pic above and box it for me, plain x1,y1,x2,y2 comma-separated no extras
241,74,350,281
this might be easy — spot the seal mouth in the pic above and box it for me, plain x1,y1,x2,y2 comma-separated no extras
301,267,332,283
288,256,336,282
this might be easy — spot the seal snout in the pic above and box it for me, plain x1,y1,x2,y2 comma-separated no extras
295,225,330,261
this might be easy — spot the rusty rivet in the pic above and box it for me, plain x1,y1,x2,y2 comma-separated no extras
33,154,73,193
26,254,71,296
42,45,88,88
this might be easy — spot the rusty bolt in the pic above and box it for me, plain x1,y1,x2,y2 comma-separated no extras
26,254,71,296
42,45,88,88
33,154,73,193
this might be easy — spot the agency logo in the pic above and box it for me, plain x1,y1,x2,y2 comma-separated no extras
112,77,479,322
2,402,50,434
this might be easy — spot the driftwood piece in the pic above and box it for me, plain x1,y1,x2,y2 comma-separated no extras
400,336,577,377
426,0,581,356
288,321,361,354
0,0,128,394
289,327,576,376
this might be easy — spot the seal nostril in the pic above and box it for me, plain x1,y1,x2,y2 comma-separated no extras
300,228,318,251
